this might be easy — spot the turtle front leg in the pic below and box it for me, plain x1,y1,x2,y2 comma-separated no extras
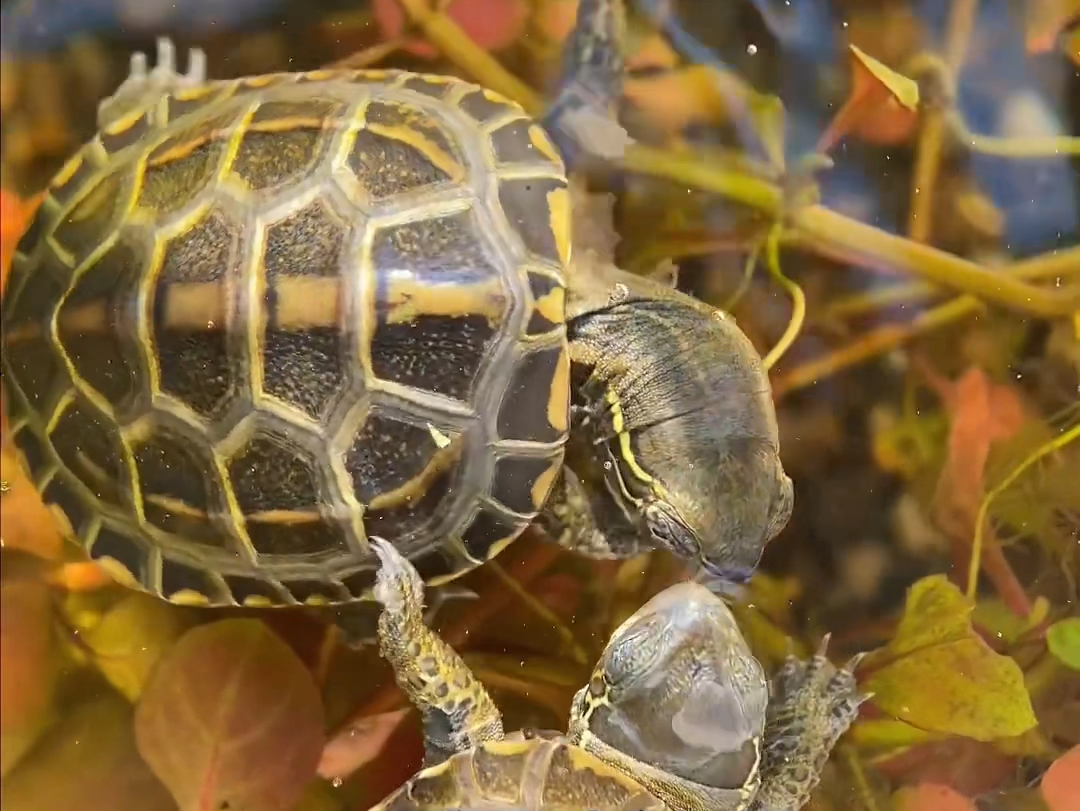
751,639,868,811
538,465,650,559
370,539,504,766
542,0,633,164
98,37,208,130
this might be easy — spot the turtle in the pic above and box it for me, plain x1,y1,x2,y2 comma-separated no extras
366,538,867,811
0,0,792,630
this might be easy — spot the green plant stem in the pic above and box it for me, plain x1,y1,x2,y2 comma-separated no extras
761,225,806,370
825,245,1080,318
383,0,1078,320
788,206,1078,318
968,422,1080,600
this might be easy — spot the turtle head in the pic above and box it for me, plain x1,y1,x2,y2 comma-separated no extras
593,368,793,584
568,581,767,793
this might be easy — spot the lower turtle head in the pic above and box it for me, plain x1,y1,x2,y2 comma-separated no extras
569,581,768,794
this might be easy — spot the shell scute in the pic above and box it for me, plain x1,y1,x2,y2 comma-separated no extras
1,69,573,606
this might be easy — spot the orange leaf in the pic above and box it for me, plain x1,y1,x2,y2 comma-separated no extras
933,367,1027,526
1025,0,1080,54
373,0,529,59
0,190,42,295
0,447,64,562
1042,745,1080,811
0,579,57,741
894,783,978,811
818,45,920,152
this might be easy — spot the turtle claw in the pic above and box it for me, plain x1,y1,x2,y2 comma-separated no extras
370,537,426,622
98,36,209,129
753,640,869,811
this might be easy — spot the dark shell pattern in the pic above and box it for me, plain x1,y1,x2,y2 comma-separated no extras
1,69,572,608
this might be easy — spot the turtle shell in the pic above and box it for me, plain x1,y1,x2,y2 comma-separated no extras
1,69,572,608
370,734,668,811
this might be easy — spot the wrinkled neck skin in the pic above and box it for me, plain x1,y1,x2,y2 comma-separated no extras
562,250,791,577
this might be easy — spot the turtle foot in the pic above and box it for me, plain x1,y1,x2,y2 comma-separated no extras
98,37,208,129
751,636,868,811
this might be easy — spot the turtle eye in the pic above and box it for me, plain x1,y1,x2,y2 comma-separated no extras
644,501,699,560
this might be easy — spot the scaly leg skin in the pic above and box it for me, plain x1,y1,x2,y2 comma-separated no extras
542,0,634,165
98,37,208,130
370,538,504,767
751,637,868,811
332,582,478,650
538,466,649,559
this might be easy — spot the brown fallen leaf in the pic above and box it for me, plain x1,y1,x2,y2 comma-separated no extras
876,735,1019,797
925,365,1032,617
134,619,326,811
817,45,920,153
862,574,1038,741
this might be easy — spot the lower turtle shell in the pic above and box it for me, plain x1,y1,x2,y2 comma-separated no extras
0,69,572,608
370,735,667,811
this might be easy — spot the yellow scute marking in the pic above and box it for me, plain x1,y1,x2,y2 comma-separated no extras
95,557,139,588
548,347,570,434
51,153,84,189
528,124,562,166
478,739,536,757
547,185,572,268
533,284,565,327
531,457,562,511
168,589,212,607
103,108,146,137
385,277,506,325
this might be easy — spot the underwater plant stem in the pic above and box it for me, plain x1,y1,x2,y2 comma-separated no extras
387,0,1077,319
907,0,980,243
967,422,1080,600
825,245,1080,318
772,296,978,397
392,0,542,113
788,206,1078,317
485,559,590,665
761,225,806,370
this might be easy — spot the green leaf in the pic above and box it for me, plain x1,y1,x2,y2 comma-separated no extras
1047,618,1080,670
79,592,193,702
1,694,175,811
134,619,326,811
864,575,1037,741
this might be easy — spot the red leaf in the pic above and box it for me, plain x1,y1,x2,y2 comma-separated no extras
134,619,326,811
1043,745,1080,811
818,45,920,152
894,783,979,811
373,0,529,60
317,708,409,781
877,736,1017,796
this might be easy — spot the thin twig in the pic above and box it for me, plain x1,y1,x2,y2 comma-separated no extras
761,225,807,370
967,422,1080,600
906,0,981,243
